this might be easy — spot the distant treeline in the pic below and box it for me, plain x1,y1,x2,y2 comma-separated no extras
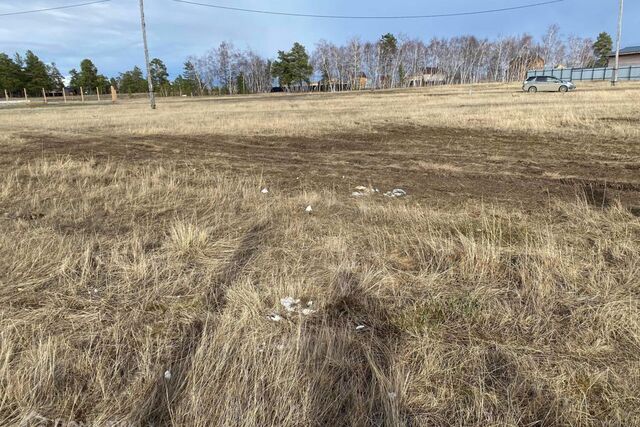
0,52,181,97
0,26,614,97
187,27,611,94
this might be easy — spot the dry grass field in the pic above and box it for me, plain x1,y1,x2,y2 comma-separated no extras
1,82,639,426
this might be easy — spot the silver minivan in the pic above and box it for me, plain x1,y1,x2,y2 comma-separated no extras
523,76,576,93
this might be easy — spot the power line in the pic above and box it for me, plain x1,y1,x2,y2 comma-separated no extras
0,0,110,17
172,0,564,19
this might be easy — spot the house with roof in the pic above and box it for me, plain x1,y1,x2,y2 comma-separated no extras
406,67,446,87
608,46,640,67
309,72,368,92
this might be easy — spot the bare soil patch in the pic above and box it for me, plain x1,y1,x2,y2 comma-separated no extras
8,124,640,209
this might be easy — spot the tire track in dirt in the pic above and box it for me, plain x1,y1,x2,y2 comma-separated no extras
139,221,269,426
10,125,640,209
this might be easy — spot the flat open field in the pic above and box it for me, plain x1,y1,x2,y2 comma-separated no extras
1,83,639,426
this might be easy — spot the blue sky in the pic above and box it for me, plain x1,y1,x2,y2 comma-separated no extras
1,0,638,78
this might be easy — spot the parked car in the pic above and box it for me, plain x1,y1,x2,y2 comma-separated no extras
523,76,576,93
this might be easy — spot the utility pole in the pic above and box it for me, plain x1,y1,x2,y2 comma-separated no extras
612,0,624,86
139,0,156,109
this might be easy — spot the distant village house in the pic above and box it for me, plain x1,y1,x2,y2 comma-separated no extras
608,46,640,67
310,72,368,92
406,67,446,87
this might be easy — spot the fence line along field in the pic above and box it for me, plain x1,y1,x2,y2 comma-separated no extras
1,82,639,426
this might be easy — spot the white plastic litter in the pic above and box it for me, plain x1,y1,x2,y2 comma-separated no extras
305,205,313,213
384,188,407,197
270,297,317,321
280,297,316,315
280,296,301,312
164,370,172,380
267,313,283,322
261,188,269,194
355,325,366,331
351,185,378,197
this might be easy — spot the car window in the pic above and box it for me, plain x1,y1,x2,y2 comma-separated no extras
549,77,559,82
536,77,548,82
526,77,536,82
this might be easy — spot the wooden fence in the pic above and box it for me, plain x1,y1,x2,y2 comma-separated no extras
2,86,119,105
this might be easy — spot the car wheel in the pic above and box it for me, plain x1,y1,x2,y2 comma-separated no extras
559,85,568,93
528,86,537,93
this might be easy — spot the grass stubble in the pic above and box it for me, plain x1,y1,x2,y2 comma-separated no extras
0,82,639,426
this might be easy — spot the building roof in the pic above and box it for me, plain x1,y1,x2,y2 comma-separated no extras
609,46,640,56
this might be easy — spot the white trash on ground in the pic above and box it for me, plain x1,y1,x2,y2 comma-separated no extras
267,313,283,322
280,296,300,312
305,205,313,213
351,185,406,198
280,296,316,315
384,188,407,197
351,185,379,197
261,188,269,194
355,325,366,331
164,370,172,380
266,297,317,323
